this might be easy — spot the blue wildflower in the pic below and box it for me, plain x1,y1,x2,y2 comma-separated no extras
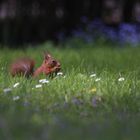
119,23,139,44
101,26,118,41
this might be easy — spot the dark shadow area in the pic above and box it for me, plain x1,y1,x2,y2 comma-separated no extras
0,0,139,46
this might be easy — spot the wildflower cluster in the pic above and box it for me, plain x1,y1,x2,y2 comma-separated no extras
2,71,126,108
57,17,140,45
3,72,65,100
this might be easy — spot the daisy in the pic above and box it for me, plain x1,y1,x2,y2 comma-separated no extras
39,79,49,84
95,78,101,82
3,88,12,93
13,96,20,101
118,77,125,82
90,73,96,78
35,84,42,88
13,82,20,88
57,72,63,76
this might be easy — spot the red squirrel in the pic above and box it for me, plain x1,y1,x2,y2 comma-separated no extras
10,53,61,77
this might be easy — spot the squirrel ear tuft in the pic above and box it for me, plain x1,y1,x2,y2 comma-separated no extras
44,52,52,59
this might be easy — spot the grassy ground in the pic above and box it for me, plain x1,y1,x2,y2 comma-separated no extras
1,42,140,140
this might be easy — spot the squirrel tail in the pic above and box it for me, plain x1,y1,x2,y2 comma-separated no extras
10,58,35,77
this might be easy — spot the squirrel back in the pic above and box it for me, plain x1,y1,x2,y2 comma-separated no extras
10,53,61,77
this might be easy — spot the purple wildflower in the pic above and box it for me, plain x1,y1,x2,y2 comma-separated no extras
72,28,93,42
119,23,139,44
87,18,104,31
71,28,85,38
102,26,118,41
92,97,98,107
56,16,140,45
71,97,83,106
91,96,102,107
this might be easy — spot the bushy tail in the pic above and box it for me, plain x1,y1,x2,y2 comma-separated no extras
10,58,35,77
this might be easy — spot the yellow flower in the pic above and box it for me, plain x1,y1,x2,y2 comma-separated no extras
89,87,97,93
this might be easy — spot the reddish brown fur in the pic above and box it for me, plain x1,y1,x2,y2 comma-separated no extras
10,58,35,77
10,53,61,77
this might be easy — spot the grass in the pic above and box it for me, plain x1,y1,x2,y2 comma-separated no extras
1,42,140,139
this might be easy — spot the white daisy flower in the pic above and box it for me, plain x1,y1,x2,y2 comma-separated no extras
90,73,96,78
13,82,20,88
13,96,20,101
95,78,101,82
41,80,49,84
118,77,125,82
39,79,49,84
3,88,12,93
57,72,63,76
35,84,42,88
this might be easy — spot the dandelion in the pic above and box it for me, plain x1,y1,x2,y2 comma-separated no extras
57,72,63,76
39,79,49,84
90,73,96,78
13,82,20,88
89,87,97,93
35,84,42,88
95,78,101,82
3,88,12,93
118,77,125,82
13,96,20,101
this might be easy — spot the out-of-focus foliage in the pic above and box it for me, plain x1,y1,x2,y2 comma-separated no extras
0,0,139,46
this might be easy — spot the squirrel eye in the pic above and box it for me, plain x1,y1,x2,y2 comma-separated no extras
51,60,56,66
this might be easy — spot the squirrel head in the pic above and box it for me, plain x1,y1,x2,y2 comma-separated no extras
42,53,61,73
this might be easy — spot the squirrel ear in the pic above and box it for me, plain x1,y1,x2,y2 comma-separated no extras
44,52,52,60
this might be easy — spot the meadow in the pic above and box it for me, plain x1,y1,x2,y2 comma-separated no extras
0,42,140,140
